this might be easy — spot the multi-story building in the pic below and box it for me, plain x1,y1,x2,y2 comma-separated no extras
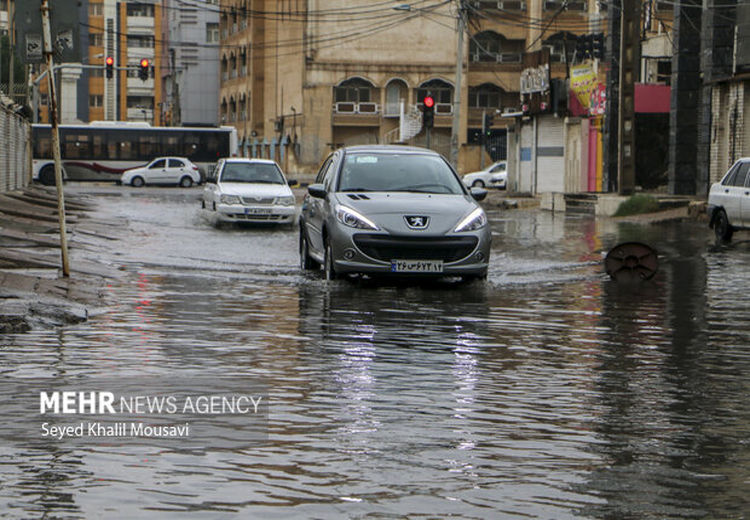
219,0,611,175
35,0,164,125
161,0,220,126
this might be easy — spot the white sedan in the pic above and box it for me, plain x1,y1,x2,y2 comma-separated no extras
121,157,201,187
708,158,750,242
202,158,296,224
462,160,507,189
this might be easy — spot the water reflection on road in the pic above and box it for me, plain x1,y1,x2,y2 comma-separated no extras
1,189,749,519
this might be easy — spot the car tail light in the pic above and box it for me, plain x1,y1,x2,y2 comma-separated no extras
192,165,199,170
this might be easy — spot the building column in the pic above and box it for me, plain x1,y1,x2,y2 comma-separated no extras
59,65,83,124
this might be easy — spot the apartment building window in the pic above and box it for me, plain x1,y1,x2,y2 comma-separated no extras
416,80,453,105
0,0,8,10
89,33,103,47
544,0,585,10
89,2,103,16
469,84,503,109
335,78,373,103
90,95,103,107
206,23,219,43
127,35,155,48
127,4,155,17
127,96,154,109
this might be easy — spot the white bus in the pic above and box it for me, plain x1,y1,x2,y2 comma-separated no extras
32,122,238,185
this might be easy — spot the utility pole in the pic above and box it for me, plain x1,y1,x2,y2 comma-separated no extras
617,0,640,195
9,0,15,103
450,0,466,169
41,0,70,277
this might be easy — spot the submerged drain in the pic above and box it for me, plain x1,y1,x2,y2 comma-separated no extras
605,242,658,282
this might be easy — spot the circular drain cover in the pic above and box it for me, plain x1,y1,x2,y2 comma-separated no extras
605,242,658,282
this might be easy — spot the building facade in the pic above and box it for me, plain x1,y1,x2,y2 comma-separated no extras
161,0,220,126
35,0,164,125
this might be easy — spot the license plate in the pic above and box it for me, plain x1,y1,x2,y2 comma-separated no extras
244,207,272,215
390,260,444,273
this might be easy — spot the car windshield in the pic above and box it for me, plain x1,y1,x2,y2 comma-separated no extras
220,163,284,184
338,153,464,194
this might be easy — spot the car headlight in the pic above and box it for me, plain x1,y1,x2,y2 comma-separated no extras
220,194,241,205
335,205,379,230
454,207,487,232
276,195,295,206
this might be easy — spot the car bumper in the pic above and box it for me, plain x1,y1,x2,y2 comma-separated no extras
328,225,491,276
215,204,295,223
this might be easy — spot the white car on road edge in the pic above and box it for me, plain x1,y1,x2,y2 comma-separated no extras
462,160,507,189
121,157,201,187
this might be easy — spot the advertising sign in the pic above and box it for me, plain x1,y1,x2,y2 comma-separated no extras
15,0,81,63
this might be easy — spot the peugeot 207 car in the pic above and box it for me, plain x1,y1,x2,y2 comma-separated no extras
202,158,296,224
708,157,750,242
121,157,201,187
299,145,491,280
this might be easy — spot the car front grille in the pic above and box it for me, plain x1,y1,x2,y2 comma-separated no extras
229,213,284,221
240,196,275,205
353,234,479,263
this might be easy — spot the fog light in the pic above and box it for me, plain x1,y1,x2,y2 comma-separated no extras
475,251,485,261
343,249,356,260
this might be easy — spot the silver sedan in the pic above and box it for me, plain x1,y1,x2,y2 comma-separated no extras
299,145,491,281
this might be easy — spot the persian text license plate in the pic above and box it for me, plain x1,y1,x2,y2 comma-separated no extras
245,207,272,215
390,260,444,273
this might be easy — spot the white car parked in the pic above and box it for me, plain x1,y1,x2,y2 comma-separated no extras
121,157,201,187
708,158,750,242
202,158,296,224
462,160,507,189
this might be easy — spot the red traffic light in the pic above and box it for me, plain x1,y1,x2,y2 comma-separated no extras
140,58,150,68
105,56,114,66
423,96,435,108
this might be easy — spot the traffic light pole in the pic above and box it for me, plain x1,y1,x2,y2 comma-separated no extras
480,109,486,170
450,1,466,169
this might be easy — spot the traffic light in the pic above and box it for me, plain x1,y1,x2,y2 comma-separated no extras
575,34,592,61
105,56,114,79
138,58,150,81
483,112,493,136
422,94,435,129
592,32,604,60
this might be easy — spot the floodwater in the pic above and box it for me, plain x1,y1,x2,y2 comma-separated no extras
1,187,749,519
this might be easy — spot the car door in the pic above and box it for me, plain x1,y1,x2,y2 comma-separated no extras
721,161,750,226
304,155,336,256
203,160,223,209
167,158,187,184
742,168,750,228
146,158,168,183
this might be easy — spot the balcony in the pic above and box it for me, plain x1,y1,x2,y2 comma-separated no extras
332,102,381,126
127,16,155,33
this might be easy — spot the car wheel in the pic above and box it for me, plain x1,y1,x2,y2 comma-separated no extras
714,209,734,242
299,228,319,270
472,180,485,188
324,238,338,281
39,165,55,186
131,176,145,187
179,176,193,188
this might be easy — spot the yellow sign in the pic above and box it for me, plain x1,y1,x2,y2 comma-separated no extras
570,64,598,109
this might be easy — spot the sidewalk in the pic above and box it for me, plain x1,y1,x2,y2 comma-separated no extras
0,186,124,333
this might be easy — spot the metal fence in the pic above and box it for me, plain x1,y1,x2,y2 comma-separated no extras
0,101,31,193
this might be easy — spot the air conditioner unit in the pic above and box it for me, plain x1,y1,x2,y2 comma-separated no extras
335,102,356,113
358,102,378,114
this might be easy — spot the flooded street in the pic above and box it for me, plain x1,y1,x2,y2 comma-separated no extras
2,187,749,519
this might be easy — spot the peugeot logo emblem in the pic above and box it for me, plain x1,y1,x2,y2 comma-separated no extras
405,215,429,229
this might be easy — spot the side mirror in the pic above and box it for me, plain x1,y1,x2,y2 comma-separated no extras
470,187,487,202
308,183,327,199
287,179,298,187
